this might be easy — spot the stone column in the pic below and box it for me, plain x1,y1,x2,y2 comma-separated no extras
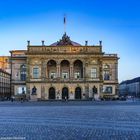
115,62,118,81
83,61,86,80
99,60,103,81
57,63,61,78
85,84,89,99
26,84,30,100
83,63,85,79
26,58,30,100
41,85,45,99
26,58,30,81
45,60,48,79
70,62,74,79
41,59,47,79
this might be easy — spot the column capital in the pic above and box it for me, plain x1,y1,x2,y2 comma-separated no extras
70,61,74,65
56,60,61,65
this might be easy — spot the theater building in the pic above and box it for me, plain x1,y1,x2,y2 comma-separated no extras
23,33,119,100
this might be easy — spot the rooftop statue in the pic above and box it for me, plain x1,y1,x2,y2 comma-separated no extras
50,33,81,46
57,33,73,46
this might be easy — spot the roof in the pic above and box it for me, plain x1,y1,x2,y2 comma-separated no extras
0,68,10,75
50,33,81,46
120,77,140,85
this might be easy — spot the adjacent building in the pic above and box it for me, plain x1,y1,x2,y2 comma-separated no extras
0,56,11,73
119,77,140,97
0,69,10,98
10,33,119,100
10,50,27,96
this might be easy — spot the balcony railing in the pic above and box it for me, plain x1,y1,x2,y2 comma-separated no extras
11,80,26,84
26,77,102,83
103,54,117,57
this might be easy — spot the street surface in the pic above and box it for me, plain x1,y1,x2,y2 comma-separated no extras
0,100,140,140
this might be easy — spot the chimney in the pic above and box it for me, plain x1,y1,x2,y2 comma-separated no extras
27,40,30,46
99,40,102,46
42,40,45,46
85,40,88,46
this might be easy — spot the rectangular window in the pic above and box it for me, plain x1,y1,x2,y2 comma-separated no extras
33,67,39,79
74,72,80,79
91,68,97,78
62,72,69,79
17,87,26,95
21,71,26,81
104,71,110,80
103,86,112,94
50,72,56,79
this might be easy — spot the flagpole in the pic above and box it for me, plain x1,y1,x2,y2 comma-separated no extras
64,15,66,34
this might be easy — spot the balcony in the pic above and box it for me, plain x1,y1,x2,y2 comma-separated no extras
103,54,117,57
45,77,85,83
12,80,26,84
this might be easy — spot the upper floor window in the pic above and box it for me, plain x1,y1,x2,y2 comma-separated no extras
74,72,80,79
50,72,56,79
91,68,97,78
33,67,39,79
20,65,26,81
62,72,69,79
104,71,110,80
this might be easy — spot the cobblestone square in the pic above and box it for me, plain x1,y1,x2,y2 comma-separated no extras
0,101,140,140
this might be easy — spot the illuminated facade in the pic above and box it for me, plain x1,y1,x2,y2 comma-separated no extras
24,33,119,100
0,56,10,73
0,69,10,98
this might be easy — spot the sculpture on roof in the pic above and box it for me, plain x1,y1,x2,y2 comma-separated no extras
57,33,73,46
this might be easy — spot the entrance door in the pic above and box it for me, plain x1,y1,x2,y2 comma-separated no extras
49,87,55,99
75,87,82,99
62,87,69,99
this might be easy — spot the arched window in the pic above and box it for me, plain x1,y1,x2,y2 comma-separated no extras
74,60,83,79
62,87,69,99
61,60,70,79
47,60,57,79
20,65,26,81
75,87,82,99
49,87,56,99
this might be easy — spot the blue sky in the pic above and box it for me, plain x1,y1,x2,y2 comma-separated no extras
0,0,140,82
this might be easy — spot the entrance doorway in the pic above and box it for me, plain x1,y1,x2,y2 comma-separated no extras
62,87,69,99
75,87,82,99
49,87,55,99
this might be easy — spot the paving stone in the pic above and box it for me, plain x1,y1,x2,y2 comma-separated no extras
0,101,140,140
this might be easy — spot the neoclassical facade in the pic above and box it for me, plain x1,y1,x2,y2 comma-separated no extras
23,33,119,100
10,50,27,97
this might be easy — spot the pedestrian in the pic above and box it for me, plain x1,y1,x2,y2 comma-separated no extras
132,96,135,102
65,96,67,101
11,96,14,102
21,97,23,103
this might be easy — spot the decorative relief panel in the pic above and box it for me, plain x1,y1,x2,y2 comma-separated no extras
28,46,101,54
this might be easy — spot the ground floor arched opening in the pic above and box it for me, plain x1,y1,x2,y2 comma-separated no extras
62,87,69,99
49,87,56,99
75,87,82,99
